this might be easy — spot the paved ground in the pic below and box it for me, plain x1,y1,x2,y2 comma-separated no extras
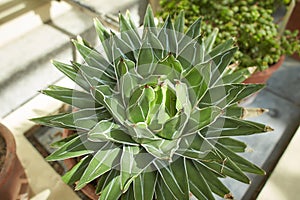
258,126,300,200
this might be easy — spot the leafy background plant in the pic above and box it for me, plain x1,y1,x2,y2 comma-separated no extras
32,5,273,200
159,0,300,71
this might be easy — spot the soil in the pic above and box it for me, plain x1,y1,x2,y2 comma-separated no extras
0,134,6,171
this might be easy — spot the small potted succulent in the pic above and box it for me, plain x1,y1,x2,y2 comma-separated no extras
159,0,300,83
32,5,273,199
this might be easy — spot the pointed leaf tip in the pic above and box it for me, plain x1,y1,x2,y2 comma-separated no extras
265,126,274,132
224,193,234,199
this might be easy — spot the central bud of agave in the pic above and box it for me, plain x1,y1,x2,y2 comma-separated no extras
123,63,189,139
127,82,178,130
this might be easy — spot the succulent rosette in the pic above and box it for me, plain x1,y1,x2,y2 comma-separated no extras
32,5,272,200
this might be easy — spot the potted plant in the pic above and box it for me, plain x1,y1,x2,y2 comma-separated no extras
32,5,273,199
286,0,300,60
0,123,29,200
159,0,300,83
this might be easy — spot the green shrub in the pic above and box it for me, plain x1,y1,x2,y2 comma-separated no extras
159,0,300,71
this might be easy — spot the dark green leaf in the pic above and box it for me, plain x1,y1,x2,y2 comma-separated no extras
204,116,271,137
157,16,177,54
50,132,78,148
155,176,176,200
177,35,204,70
41,85,97,108
208,38,235,58
137,39,158,77
88,121,137,145
186,158,214,200
94,18,113,62
51,60,90,91
142,138,180,161
73,40,115,76
99,170,122,200
208,47,238,87
119,13,140,58
143,5,157,35
46,134,101,161
216,138,247,153
222,67,256,84
31,108,110,130
133,169,157,200
121,184,135,200
193,161,231,198
156,112,186,140
111,33,136,62
76,142,121,190
203,158,251,184
199,84,264,108
116,58,135,78
177,133,219,161
92,85,126,124
183,61,210,105
62,155,93,185
127,86,155,123
185,17,202,39
204,28,218,52
185,106,222,134
215,143,265,175
224,104,244,118
72,62,116,88
174,10,185,33
154,158,189,199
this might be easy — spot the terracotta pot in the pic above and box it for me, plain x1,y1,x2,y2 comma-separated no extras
0,124,29,200
62,129,98,200
243,55,285,84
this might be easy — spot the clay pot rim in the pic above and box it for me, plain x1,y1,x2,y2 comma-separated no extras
0,123,16,185
243,55,285,84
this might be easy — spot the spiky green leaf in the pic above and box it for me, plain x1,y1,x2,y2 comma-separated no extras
76,142,121,190
73,40,115,77
186,158,215,200
41,85,97,108
51,60,90,91
193,160,231,198
204,116,271,137
154,158,189,199
46,134,101,161
199,84,264,108
88,121,137,145
174,10,185,33
133,169,157,200
99,170,123,200
62,155,93,185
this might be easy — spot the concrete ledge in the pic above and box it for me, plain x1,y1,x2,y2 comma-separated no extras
0,4,98,117
0,1,72,47
0,24,71,89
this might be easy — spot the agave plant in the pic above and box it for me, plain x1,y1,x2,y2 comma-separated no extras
32,5,272,200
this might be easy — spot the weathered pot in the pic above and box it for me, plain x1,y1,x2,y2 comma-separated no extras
243,55,285,84
62,129,98,200
0,123,29,200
